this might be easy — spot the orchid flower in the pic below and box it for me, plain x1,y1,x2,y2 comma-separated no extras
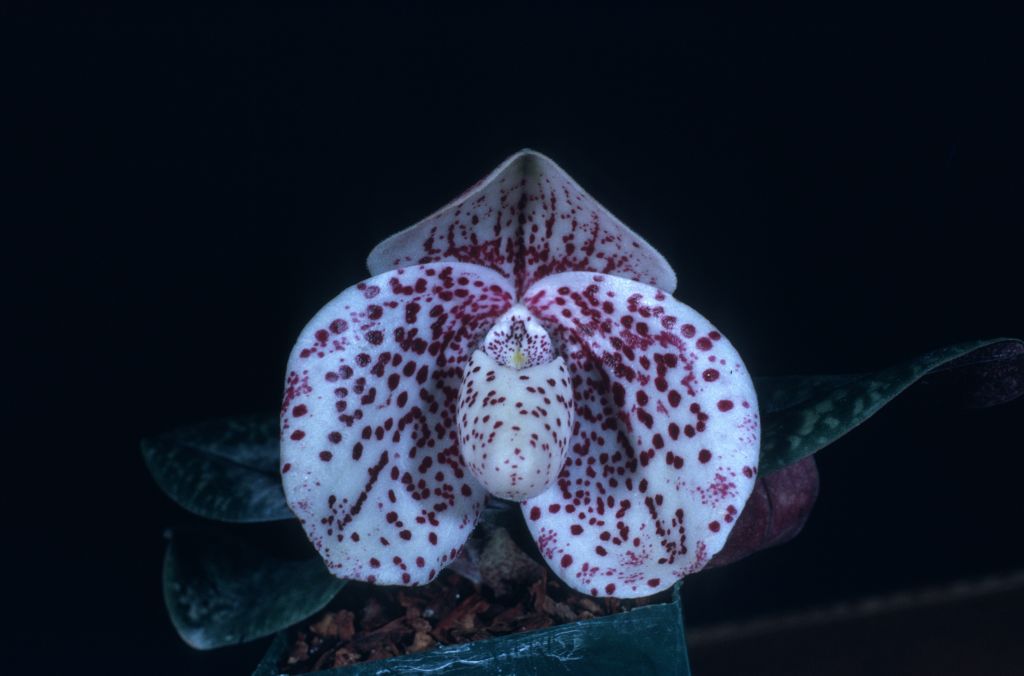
281,150,760,598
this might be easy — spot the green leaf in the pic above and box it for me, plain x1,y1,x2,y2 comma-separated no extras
252,583,690,676
758,338,1024,474
142,414,293,522
164,529,345,650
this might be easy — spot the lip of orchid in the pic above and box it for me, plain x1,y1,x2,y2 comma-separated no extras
457,305,573,502
280,150,760,598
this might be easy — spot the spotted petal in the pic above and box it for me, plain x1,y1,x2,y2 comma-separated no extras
367,149,678,298
521,272,760,597
281,263,514,585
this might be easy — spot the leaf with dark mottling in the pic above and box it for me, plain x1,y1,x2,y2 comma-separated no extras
142,414,293,522
164,529,345,650
757,338,1024,474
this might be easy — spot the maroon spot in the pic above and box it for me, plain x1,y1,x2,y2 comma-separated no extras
605,583,616,594
595,545,607,556
612,382,625,407
461,484,472,497
548,504,561,513
709,521,721,532
329,319,347,334
667,390,682,407
647,578,661,588
428,532,438,545
717,399,734,411
367,305,383,320
369,558,380,568
367,330,384,345
668,423,680,440
529,506,541,521
703,368,720,382
696,337,713,351
355,353,371,367
560,554,573,568
319,451,333,461
328,431,342,443
684,425,695,438
709,331,721,340
570,524,583,535
352,442,363,460
399,530,412,540
292,404,308,417
698,449,712,463
290,430,305,441
281,463,291,474
742,466,754,478
315,329,329,343
681,324,696,338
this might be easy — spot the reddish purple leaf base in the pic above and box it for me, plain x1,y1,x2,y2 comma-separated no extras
708,456,819,569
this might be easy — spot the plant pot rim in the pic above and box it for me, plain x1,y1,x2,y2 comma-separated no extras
253,582,689,676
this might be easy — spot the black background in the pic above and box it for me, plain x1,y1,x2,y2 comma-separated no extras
5,5,1023,675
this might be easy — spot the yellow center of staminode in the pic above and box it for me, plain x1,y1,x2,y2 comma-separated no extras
510,349,527,369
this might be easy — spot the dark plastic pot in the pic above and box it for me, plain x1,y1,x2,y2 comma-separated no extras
253,583,690,676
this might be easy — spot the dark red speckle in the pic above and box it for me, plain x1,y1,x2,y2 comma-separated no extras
560,554,573,568
717,399,734,411
290,430,305,441
699,449,712,463
319,451,333,461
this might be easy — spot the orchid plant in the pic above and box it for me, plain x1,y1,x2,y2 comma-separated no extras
280,150,759,597
144,150,1022,669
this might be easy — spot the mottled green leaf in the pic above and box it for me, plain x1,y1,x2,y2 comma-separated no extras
142,414,293,522
754,375,858,414
164,529,345,650
252,584,689,675
758,338,1023,474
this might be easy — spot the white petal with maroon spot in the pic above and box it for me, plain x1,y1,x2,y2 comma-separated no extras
520,272,760,597
367,149,677,298
457,350,574,501
281,263,514,585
